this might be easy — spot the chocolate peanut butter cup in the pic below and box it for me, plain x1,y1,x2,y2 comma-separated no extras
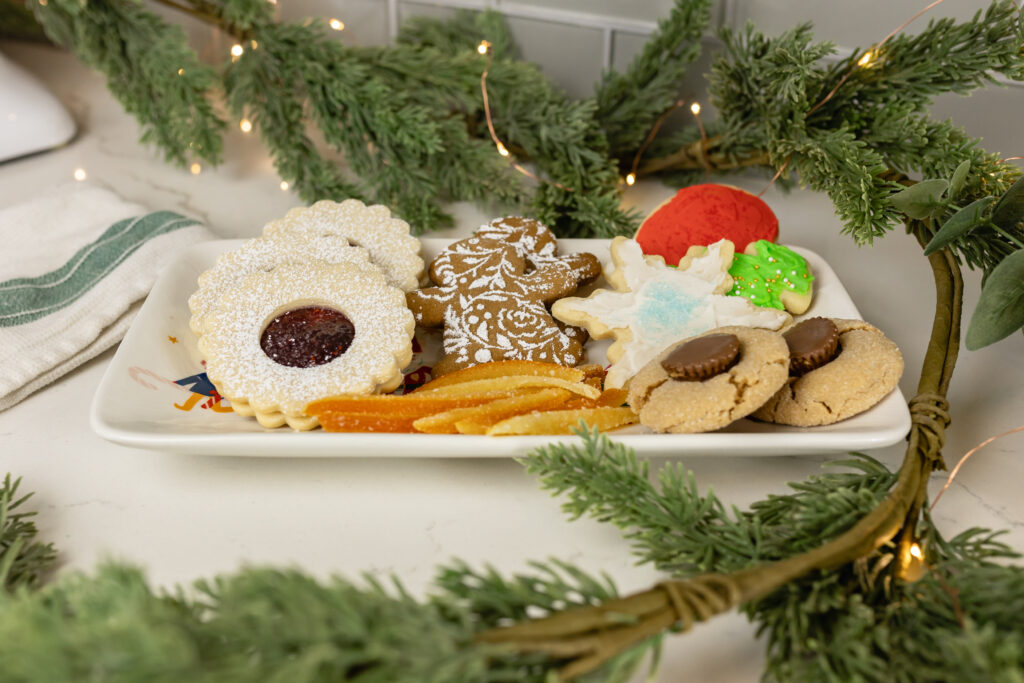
784,317,839,375
661,333,741,381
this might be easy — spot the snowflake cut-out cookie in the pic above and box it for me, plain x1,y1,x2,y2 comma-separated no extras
551,237,791,388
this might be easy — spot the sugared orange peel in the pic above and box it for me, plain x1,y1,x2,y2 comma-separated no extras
415,388,573,435
414,375,600,400
306,393,509,419
412,359,584,392
563,388,629,410
317,413,420,433
485,407,638,436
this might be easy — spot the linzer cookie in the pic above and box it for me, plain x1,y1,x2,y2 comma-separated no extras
627,326,790,433
198,259,415,430
752,318,903,426
188,232,362,336
406,217,600,377
551,237,790,389
635,184,778,265
261,199,424,292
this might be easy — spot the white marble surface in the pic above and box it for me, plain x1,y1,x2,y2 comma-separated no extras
2,41,1023,681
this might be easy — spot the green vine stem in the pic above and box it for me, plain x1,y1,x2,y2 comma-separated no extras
477,219,963,680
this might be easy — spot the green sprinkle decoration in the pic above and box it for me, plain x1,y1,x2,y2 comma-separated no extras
728,240,813,310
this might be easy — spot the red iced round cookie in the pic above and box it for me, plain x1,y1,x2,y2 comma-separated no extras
635,184,778,265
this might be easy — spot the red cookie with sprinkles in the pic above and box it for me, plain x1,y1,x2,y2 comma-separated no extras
635,184,778,265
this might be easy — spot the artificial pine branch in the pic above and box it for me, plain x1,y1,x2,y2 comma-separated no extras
0,475,56,592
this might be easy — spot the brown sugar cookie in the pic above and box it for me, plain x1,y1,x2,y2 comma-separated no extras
407,217,600,377
752,318,904,426
627,326,790,433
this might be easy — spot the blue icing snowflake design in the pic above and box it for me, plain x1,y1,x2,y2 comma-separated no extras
636,280,709,341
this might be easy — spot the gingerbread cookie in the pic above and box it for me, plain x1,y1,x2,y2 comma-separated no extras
198,259,415,430
635,184,778,265
407,217,600,377
752,318,903,426
551,237,791,389
627,326,790,433
188,232,361,336
261,199,424,292
728,240,814,314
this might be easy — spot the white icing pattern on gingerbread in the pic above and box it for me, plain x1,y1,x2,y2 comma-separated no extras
551,237,791,389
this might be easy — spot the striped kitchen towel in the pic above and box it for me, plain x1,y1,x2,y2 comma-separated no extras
0,183,212,411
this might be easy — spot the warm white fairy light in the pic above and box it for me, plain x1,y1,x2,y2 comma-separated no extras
909,543,923,560
231,44,244,57
625,173,636,186
190,163,202,175
496,142,510,157
280,181,289,191
690,102,701,115
477,40,491,55
329,18,344,31
239,118,253,133
177,68,185,76
858,50,875,67
73,168,87,181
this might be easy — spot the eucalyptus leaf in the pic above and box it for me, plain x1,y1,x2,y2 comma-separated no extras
966,249,1024,350
991,176,1024,230
948,160,971,200
923,196,996,256
888,179,949,220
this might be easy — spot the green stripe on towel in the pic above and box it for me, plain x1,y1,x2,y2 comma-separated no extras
0,211,195,327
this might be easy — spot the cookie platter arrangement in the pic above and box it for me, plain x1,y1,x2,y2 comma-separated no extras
91,185,911,456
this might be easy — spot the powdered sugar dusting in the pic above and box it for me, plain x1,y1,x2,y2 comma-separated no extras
262,199,424,292
200,260,415,419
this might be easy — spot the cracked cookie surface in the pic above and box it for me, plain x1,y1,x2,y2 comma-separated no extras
627,326,789,433
752,318,903,426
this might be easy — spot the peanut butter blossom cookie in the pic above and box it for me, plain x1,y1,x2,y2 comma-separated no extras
635,183,778,265
728,240,814,314
551,237,790,389
626,326,790,433
752,318,904,426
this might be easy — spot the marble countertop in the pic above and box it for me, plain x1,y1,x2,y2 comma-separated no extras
2,41,1023,681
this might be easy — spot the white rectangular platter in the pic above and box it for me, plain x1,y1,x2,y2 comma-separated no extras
91,238,910,457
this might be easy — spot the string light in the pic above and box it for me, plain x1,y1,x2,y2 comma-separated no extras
239,118,253,133
689,102,701,116
329,18,344,31
857,50,875,67
250,39,259,50
190,163,202,175
625,173,636,186
931,424,1024,512
280,181,290,191
177,68,185,76
73,168,87,181
690,101,711,180
476,39,571,192
231,44,244,57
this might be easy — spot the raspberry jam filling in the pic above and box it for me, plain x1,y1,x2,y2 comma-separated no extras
260,306,355,368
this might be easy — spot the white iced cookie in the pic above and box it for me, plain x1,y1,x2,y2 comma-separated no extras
262,199,424,292
551,237,791,389
188,233,361,336
198,259,415,430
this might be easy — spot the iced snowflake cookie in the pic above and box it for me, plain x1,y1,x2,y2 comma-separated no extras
551,237,791,389
188,233,360,335
752,318,903,426
627,327,790,433
198,259,415,430
262,199,424,292
407,217,601,377
727,240,814,314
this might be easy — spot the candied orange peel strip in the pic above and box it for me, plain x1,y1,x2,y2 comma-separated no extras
414,375,600,400
414,388,573,435
413,360,584,392
485,407,638,436
563,388,629,410
306,393,507,419
318,412,419,433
